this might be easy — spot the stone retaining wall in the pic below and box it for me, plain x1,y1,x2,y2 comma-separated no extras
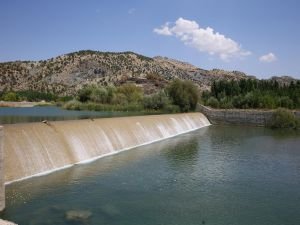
198,105,300,126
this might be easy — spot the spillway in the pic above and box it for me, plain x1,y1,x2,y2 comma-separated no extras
2,113,210,184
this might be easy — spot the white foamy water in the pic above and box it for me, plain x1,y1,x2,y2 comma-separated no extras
3,113,210,184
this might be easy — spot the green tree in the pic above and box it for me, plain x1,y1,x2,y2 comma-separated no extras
207,96,219,108
77,86,93,102
90,87,108,103
143,91,170,110
167,79,199,112
3,92,18,101
117,84,143,103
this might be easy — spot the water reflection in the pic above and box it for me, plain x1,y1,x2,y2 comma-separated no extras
164,139,199,165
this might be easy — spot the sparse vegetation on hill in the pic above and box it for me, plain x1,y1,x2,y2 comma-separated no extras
0,50,251,96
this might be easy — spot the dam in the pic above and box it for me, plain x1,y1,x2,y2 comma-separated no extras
1,116,300,224
1,113,210,185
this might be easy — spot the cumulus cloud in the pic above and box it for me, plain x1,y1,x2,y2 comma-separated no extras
259,52,277,63
153,23,172,36
154,18,251,61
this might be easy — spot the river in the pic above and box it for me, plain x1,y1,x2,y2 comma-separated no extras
1,125,299,225
0,106,151,124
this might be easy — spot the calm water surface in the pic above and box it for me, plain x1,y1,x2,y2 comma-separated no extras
0,106,149,124
1,126,300,225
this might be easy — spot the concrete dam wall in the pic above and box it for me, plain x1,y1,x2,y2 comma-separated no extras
2,113,210,184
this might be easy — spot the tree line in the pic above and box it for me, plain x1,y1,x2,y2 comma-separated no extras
0,90,60,102
202,79,300,109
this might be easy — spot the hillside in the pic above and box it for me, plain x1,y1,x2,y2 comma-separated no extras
0,50,292,96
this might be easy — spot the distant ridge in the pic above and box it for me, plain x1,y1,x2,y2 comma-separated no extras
0,50,298,96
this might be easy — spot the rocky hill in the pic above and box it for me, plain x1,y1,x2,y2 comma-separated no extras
0,50,291,96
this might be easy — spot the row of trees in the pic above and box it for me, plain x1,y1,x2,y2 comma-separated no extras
202,79,300,109
65,80,199,112
0,90,60,102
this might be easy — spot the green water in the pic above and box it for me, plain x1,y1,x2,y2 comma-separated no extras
0,106,149,124
1,126,300,225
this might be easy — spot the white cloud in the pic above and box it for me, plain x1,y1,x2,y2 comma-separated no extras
259,52,277,63
153,23,172,36
154,18,251,61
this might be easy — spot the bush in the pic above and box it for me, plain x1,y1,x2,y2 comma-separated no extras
77,86,93,102
143,91,170,110
163,104,180,113
278,96,294,109
90,87,108,103
2,92,18,101
167,79,199,112
57,96,73,102
206,96,219,108
219,97,233,109
63,100,83,110
117,84,143,103
111,93,128,105
269,108,300,129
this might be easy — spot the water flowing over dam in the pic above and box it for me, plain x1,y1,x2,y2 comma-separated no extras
2,113,210,184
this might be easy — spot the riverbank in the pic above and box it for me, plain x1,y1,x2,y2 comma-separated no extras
0,219,17,225
0,101,51,108
198,104,300,126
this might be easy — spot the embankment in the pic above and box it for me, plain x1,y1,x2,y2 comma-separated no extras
0,101,42,107
2,113,210,184
198,105,300,126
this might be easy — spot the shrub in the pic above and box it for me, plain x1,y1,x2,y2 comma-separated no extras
77,86,93,102
206,96,219,108
111,93,128,105
117,84,143,103
167,79,199,112
90,87,108,103
57,96,73,102
3,92,18,101
269,108,300,129
219,97,233,109
163,104,180,113
143,91,170,110
278,96,294,109
63,100,83,110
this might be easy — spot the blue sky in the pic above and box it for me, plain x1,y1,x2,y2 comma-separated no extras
0,0,299,79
